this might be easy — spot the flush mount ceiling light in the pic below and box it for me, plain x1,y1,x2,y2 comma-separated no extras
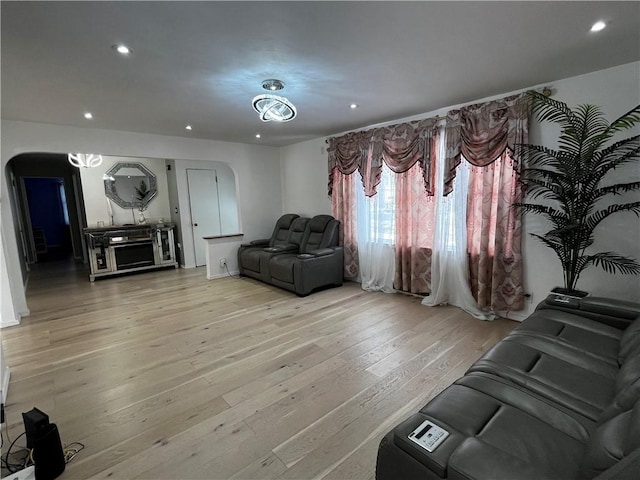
84,112,93,119
112,44,132,55
68,153,103,168
590,20,606,32
252,79,297,122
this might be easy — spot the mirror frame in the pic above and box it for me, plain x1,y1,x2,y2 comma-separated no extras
103,162,158,209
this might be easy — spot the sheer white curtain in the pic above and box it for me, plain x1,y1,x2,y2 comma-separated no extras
422,138,495,320
356,165,396,292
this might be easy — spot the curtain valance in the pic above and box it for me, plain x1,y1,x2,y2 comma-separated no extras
443,93,529,195
328,118,437,197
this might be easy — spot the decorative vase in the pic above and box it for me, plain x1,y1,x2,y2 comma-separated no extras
138,209,147,224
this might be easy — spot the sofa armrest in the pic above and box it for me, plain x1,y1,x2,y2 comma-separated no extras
299,248,334,258
250,238,270,246
580,297,640,320
537,295,640,329
264,244,298,253
240,239,270,248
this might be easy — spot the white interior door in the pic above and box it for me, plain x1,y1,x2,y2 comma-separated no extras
187,169,221,266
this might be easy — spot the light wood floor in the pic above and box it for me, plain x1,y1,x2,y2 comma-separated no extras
1,260,515,479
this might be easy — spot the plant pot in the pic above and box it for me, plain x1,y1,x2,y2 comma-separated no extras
550,286,589,298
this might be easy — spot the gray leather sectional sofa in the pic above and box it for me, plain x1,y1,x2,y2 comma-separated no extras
237,214,343,296
376,296,640,479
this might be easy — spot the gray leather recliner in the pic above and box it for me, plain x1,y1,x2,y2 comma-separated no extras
237,213,300,282
237,214,344,296
376,298,640,480
269,214,343,296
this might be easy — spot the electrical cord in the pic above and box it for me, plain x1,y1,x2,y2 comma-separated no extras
1,410,84,472
224,262,241,279
2,431,28,473
63,442,85,464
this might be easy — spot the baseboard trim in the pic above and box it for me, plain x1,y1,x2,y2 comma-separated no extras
207,270,240,280
0,311,23,329
502,311,528,322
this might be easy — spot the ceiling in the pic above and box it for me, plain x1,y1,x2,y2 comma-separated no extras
2,2,639,147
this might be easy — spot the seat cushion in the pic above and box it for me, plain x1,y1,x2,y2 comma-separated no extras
467,338,617,421
512,310,622,365
239,249,262,273
581,398,640,479
619,317,640,363
444,375,592,480
386,374,593,480
269,254,296,284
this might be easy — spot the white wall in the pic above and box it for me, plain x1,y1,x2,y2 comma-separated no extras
280,61,640,318
1,228,18,329
1,122,282,324
79,155,171,227
280,139,332,216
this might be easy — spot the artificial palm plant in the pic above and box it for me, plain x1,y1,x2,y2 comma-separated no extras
515,91,640,295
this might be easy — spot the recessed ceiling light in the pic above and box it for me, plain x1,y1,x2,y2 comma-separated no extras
84,112,93,119
255,134,261,139
185,125,192,131
262,79,285,91
112,44,132,55
350,103,358,109
590,20,606,32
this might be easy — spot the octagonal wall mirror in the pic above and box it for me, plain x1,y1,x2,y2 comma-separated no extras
104,162,157,209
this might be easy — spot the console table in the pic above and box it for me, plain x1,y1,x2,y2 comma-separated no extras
84,224,178,281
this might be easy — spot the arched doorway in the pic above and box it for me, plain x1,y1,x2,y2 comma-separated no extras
6,153,88,276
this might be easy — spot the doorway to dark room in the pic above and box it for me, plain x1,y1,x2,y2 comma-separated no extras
23,177,73,262
6,153,88,287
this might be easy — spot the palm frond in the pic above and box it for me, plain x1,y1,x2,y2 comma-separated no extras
514,143,563,168
522,180,562,201
557,104,608,155
519,167,568,184
582,253,640,275
529,233,566,260
514,203,567,222
528,91,577,130
585,202,640,232
592,181,640,199
605,105,640,133
594,137,640,176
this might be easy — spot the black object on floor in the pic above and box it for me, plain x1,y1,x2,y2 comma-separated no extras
22,408,65,480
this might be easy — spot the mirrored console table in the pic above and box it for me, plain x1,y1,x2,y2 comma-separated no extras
84,224,178,281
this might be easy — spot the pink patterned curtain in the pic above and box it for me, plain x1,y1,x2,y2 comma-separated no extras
444,93,528,195
467,150,524,311
330,170,359,279
328,118,437,197
446,93,528,311
328,118,438,291
394,161,436,294
364,119,437,197
327,132,367,197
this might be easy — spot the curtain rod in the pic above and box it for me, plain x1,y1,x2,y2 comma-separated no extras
325,86,552,144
